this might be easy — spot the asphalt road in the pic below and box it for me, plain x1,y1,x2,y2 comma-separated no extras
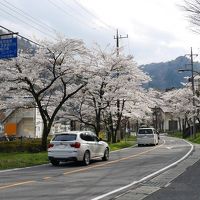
0,136,192,200
143,157,200,200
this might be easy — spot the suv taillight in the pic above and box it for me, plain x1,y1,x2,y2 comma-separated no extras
70,142,81,148
48,143,54,148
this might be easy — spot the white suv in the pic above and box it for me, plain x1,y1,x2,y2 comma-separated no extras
48,131,109,166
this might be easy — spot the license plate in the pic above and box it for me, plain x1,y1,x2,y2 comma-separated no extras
58,144,67,148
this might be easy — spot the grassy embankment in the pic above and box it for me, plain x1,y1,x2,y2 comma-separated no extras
168,131,200,144
0,152,49,170
0,136,136,170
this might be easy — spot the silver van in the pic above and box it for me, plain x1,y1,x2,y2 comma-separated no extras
137,128,159,146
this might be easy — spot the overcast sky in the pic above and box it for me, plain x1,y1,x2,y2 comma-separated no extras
0,0,200,65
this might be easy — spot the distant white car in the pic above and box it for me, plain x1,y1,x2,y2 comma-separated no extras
48,131,109,166
137,128,159,146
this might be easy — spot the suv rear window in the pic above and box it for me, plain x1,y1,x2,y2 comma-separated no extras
138,129,153,134
80,133,95,141
53,134,77,141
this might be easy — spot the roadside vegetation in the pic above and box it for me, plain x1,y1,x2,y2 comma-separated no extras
0,152,49,170
167,131,183,139
0,138,43,153
188,133,200,144
168,131,200,144
109,135,136,151
0,136,136,170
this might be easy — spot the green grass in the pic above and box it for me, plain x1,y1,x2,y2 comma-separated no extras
0,152,48,170
188,133,200,144
167,131,183,138
109,136,136,151
168,131,200,144
0,136,136,170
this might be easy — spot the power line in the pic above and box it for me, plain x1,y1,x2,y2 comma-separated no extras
48,0,94,29
3,0,57,34
73,0,115,31
0,5,56,40
57,0,97,29
1,0,115,42
59,0,115,32
0,25,41,46
59,0,92,23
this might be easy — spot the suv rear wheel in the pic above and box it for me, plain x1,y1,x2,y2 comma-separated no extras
83,151,90,166
50,159,60,166
102,148,109,161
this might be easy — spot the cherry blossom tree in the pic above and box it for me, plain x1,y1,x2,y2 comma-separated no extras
161,86,197,134
0,37,90,150
61,45,151,142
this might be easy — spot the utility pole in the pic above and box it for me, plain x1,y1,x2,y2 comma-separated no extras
186,47,198,138
114,29,128,56
113,29,128,141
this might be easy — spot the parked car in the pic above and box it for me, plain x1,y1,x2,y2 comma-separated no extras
137,127,159,146
48,131,109,166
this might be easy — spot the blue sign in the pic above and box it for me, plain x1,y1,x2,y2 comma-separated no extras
0,38,17,59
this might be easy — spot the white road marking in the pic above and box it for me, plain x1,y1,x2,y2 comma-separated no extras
166,146,173,150
91,139,193,200
0,164,50,173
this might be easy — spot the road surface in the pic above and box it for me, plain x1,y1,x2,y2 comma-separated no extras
0,136,193,200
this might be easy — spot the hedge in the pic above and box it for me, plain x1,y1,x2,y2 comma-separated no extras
0,139,45,153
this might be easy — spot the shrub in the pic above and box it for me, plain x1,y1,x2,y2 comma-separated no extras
0,139,44,153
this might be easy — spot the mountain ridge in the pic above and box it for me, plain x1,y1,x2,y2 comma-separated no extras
140,56,200,90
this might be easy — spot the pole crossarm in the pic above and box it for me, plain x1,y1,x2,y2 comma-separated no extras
114,29,128,56
178,69,200,75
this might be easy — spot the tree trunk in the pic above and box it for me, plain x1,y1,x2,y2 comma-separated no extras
41,119,53,151
96,110,101,137
178,117,182,132
107,113,115,143
112,130,117,143
41,124,50,151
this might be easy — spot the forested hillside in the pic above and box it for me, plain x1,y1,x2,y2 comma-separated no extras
141,56,200,90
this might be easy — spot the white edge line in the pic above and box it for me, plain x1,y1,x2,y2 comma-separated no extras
0,164,50,173
91,139,194,200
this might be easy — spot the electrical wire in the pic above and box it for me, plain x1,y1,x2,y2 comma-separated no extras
0,0,116,44
0,25,41,46
59,0,92,23
48,0,94,29
49,0,115,32
3,0,57,34
58,0,111,31
73,0,115,31
0,7,56,40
